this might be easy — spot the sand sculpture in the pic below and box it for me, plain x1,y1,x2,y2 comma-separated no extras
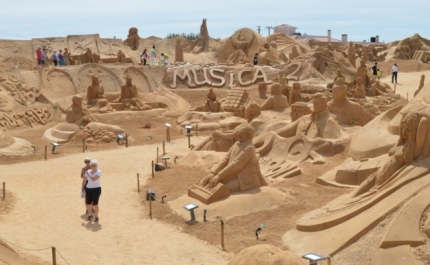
347,41,356,67
356,59,370,87
189,124,267,204
351,76,366,98
291,102,312,122
117,50,126,64
260,83,288,111
394,33,430,59
64,47,75,65
414,74,425,97
174,39,184,62
113,75,152,111
258,43,277,65
0,91,14,112
65,95,92,126
192,19,209,54
226,30,250,64
328,78,373,126
86,75,114,113
285,105,430,264
258,82,267,99
125,27,140,50
289,82,302,105
84,48,96,63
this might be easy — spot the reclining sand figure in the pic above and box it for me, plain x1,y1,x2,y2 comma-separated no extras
66,95,94,126
196,124,266,192
351,111,429,197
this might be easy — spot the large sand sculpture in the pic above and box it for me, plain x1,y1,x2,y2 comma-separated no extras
3,18,430,265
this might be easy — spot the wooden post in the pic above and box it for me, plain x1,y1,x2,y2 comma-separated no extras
52,246,56,265
166,127,170,142
125,133,129,147
151,160,154,178
156,147,159,163
2,182,5,200
137,173,140,193
44,145,47,161
221,220,225,250
196,124,199,137
187,134,191,148
327,256,332,265
394,83,396,94
82,138,86,153
162,140,166,155
149,196,152,219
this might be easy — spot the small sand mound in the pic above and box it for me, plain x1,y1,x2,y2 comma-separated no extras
0,129,14,148
228,244,306,265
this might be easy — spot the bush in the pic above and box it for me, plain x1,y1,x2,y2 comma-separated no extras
165,33,200,41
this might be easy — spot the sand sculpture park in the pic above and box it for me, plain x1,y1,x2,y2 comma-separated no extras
2,19,430,264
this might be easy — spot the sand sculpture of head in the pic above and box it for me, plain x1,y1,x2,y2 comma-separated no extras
245,101,261,122
312,93,328,113
270,83,282,96
126,27,140,50
331,78,348,104
258,83,267,99
0,91,14,112
72,95,84,108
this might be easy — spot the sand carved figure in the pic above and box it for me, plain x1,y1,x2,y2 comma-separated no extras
189,124,267,204
258,82,267,99
193,19,209,54
289,82,302,105
279,76,291,101
260,83,288,111
352,77,366,98
226,30,250,64
328,78,373,126
84,48,95,63
244,101,261,122
352,111,428,197
66,95,92,126
356,59,370,87
347,41,356,67
289,46,299,60
258,43,277,65
86,75,114,113
394,34,427,59
327,70,346,89
361,45,369,61
206,88,220,112
113,75,152,111
0,91,14,112
414,75,425,97
125,27,140,50
117,50,126,64
63,48,75,65
175,39,184,62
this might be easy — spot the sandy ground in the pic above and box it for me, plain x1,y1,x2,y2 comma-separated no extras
379,69,430,100
0,142,231,265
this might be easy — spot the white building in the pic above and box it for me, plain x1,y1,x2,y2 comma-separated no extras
273,24,297,36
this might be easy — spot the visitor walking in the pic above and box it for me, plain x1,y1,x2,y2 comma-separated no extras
36,47,42,68
377,69,382,81
141,49,148,65
51,51,58,66
150,46,156,66
372,62,377,78
58,50,65,66
41,48,47,67
391,63,398,84
253,53,259,66
80,157,93,214
81,159,102,222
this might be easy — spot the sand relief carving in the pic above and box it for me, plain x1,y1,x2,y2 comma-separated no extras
347,41,356,67
112,75,152,111
0,107,53,130
191,88,221,112
189,124,267,204
0,91,14,112
226,30,250,64
356,59,370,87
258,43,277,65
260,83,288,111
170,66,269,89
78,64,122,93
117,50,126,64
289,82,302,106
86,75,114,113
0,75,39,106
64,48,76,65
351,76,366,98
328,78,374,126
193,19,209,54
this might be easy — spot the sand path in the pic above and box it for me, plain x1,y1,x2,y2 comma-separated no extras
0,142,230,265
379,69,430,100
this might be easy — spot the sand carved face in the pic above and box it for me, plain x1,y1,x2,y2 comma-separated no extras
313,96,327,113
332,78,348,103
270,83,281,96
0,91,14,112
91,75,100,85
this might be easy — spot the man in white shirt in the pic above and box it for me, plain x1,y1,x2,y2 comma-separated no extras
150,46,156,66
391,63,398,83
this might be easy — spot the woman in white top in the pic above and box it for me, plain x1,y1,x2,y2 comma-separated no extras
81,159,102,222
391,63,398,84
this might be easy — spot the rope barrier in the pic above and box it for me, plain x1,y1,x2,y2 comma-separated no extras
0,235,72,264
223,222,246,249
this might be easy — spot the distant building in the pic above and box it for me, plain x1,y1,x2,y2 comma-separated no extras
273,24,297,36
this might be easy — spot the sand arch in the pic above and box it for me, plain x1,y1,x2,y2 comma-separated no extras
123,66,153,93
45,68,78,98
77,63,122,93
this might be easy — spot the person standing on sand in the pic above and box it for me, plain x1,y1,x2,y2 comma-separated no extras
51,50,58,66
371,62,377,78
150,46,156,66
141,48,148,66
80,157,93,214
391,63,398,84
81,159,102,222
41,48,47,67
58,50,65,66
253,53,259,66
36,47,42,68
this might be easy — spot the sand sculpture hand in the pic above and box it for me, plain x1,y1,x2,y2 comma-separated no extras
208,175,220,188
198,173,214,186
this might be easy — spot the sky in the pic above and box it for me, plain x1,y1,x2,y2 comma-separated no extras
0,0,429,43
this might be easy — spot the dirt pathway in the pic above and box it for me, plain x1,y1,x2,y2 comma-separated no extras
0,142,230,265
379,69,430,100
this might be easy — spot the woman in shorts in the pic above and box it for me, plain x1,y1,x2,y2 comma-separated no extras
81,159,102,222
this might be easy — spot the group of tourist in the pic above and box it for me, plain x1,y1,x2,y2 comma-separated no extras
80,157,102,222
36,46,66,68
140,45,170,67
371,62,399,83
